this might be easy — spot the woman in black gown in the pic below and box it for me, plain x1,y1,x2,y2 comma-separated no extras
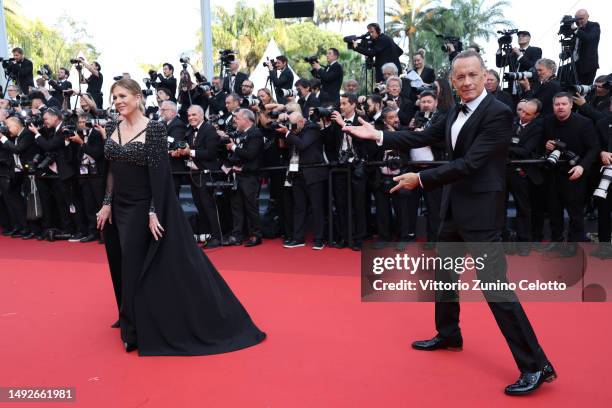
96,79,265,356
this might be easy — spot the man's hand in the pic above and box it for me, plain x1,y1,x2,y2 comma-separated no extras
226,141,235,151
600,151,612,166
312,62,321,70
390,173,420,193
545,140,556,152
178,146,191,157
518,77,530,90
274,124,289,134
352,40,359,49
572,94,586,106
93,124,106,139
568,165,584,181
68,133,83,145
343,117,381,142
28,123,39,134
512,47,521,57
385,99,399,110
331,111,345,127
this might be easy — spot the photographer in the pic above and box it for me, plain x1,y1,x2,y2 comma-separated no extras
160,100,188,196
573,75,611,123
207,76,228,118
5,48,34,94
29,108,86,241
177,70,208,121
5,85,20,103
485,70,513,110
66,113,105,243
381,63,413,100
591,105,612,259
310,48,344,103
266,56,294,104
573,9,600,85
149,63,177,100
222,109,264,247
496,30,542,72
77,59,104,109
504,99,544,255
295,79,320,118
239,80,256,99
519,58,562,116
274,111,328,249
383,76,415,126
223,61,248,95
48,68,73,108
542,93,600,256
349,23,402,83
172,105,223,248
365,94,384,127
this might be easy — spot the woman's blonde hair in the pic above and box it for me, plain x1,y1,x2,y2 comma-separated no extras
79,93,98,112
110,78,145,113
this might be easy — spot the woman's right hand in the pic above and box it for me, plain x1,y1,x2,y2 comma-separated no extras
96,204,112,230
95,124,107,139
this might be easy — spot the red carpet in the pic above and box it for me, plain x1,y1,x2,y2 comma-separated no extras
0,236,610,407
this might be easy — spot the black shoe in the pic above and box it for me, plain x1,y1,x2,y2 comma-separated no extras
245,236,262,247
312,240,325,250
79,234,98,243
21,232,36,240
11,228,27,238
203,238,221,249
124,342,138,353
504,363,557,396
55,232,72,240
331,240,347,249
283,240,305,248
221,236,242,246
69,233,86,242
36,231,47,241
110,319,120,328
283,237,294,246
47,229,56,242
2,228,17,236
411,335,463,351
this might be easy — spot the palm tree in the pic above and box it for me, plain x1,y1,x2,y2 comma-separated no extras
385,0,439,59
450,0,512,44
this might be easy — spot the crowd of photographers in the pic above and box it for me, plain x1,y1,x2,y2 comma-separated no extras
0,8,611,258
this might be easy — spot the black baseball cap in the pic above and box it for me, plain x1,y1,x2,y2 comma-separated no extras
517,30,531,37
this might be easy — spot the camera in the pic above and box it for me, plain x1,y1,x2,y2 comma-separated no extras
0,57,16,69
303,55,319,64
415,84,436,94
219,49,237,67
558,15,579,38
309,107,335,122
37,64,52,77
436,35,463,53
70,58,82,64
546,140,580,167
413,111,433,129
281,89,297,98
36,152,58,173
169,140,188,152
503,71,534,81
373,83,386,94
593,165,612,200
569,84,595,95
179,56,190,64
113,75,123,81
262,58,277,68
497,29,518,47
241,96,259,108
343,33,369,43
0,123,8,135
60,125,77,138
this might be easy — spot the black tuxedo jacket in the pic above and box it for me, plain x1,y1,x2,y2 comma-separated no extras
496,46,542,72
353,33,402,82
382,94,512,231
322,115,377,163
7,58,34,94
270,68,294,104
596,116,612,153
0,139,15,177
188,122,220,171
35,125,77,180
523,79,562,116
385,95,415,126
77,128,106,174
509,119,544,184
49,80,73,106
222,72,248,94
576,21,600,74
229,126,263,172
298,93,321,118
312,62,343,102
417,66,436,84
165,117,188,173
156,75,177,100
1,129,39,166
285,122,328,185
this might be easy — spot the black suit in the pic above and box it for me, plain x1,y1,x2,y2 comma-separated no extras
523,79,562,116
575,21,600,84
165,116,188,195
7,58,34,94
222,72,248,95
490,89,514,110
270,68,294,104
352,33,402,82
298,93,321,118
0,134,26,231
49,80,73,107
595,116,612,243
154,75,177,100
382,93,550,373
76,128,105,235
187,122,223,240
284,122,328,242
496,46,542,95
311,61,343,103
228,126,263,239
416,66,436,84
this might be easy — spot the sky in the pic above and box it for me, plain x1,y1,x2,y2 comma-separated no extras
11,0,611,100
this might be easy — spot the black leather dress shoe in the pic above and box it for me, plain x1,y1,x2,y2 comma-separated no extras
222,236,242,246
331,240,347,249
11,229,27,238
245,236,262,247
2,228,17,236
21,232,36,240
203,238,221,249
124,342,138,353
110,319,120,328
79,234,98,243
505,363,557,396
411,335,463,351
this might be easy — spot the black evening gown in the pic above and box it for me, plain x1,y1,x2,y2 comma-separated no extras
102,120,265,356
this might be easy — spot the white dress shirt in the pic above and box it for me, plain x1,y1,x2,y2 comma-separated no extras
450,88,488,150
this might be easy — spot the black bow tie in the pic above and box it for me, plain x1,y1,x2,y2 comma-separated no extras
456,103,470,114
345,119,353,126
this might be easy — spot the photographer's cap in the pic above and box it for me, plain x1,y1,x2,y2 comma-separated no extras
517,30,531,37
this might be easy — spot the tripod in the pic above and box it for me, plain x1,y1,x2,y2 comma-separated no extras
557,36,578,88
498,44,520,95
359,56,376,95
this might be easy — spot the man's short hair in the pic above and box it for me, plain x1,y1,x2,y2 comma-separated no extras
535,58,556,73
44,107,62,119
450,50,486,73
367,23,382,34
59,67,70,77
341,93,358,106
367,94,383,105
381,62,399,75
6,116,22,127
237,108,255,123
487,69,500,83
29,91,45,101
385,76,402,89
594,75,608,84
553,92,574,104
12,47,23,55
163,63,174,72
226,93,241,104
295,79,311,89
310,78,322,89
187,104,204,115
381,107,396,120
419,90,438,100
161,100,178,113
276,55,288,64
329,48,340,57
526,98,542,113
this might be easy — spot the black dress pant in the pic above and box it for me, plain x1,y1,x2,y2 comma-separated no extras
596,193,612,243
230,173,261,239
0,175,27,230
505,170,532,242
291,173,325,242
548,170,586,242
423,187,442,242
35,177,72,233
435,216,549,373
79,176,105,235
373,176,410,241
530,173,550,242
333,172,366,242
577,71,597,87
190,172,222,240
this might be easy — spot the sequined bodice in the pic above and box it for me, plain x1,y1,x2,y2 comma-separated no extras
105,138,148,167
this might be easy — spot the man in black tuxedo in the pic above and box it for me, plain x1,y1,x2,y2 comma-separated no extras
0,121,28,237
275,111,328,249
266,56,294,104
381,63,414,101
206,76,228,119
485,70,513,110
173,105,223,248
160,101,188,196
222,61,249,95
519,58,562,116
310,48,344,103
48,68,73,108
383,76,415,126
223,109,264,247
350,23,402,83
345,50,556,395
495,30,542,74
6,47,34,94
295,79,321,118
504,99,544,255
573,75,611,123
150,63,177,101
573,9,600,85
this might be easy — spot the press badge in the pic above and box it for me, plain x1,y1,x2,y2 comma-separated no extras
289,163,299,172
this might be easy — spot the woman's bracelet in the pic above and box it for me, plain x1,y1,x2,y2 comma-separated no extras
102,192,113,206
